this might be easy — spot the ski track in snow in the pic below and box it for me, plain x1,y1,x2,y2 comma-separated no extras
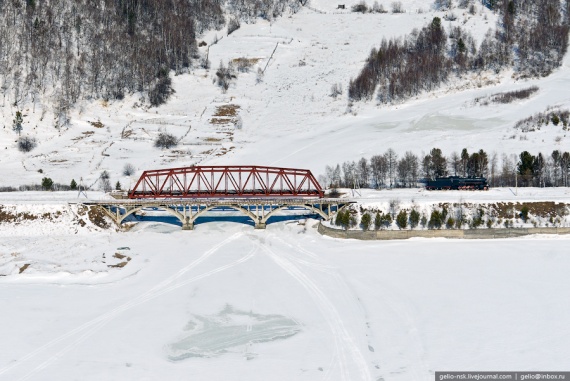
0,232,257,381
373,283,430,380
250,232,372,381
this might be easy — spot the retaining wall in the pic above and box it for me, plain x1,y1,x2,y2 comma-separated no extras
317,223,570,240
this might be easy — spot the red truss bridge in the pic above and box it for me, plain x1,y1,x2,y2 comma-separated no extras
129,165,324,199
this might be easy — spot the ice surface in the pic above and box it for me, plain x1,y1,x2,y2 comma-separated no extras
1,220,569,381
166,305,301,360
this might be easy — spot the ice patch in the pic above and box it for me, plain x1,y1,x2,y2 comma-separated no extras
166,305,301,361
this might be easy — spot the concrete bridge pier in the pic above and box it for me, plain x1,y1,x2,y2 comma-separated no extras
182,217,194,230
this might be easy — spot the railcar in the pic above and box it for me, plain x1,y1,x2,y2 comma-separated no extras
425,176,489,190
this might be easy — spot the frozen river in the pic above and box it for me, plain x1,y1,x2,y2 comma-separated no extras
1,220,569,381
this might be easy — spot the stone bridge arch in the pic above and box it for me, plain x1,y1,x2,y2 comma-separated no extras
260,204,329,225
186,204,260,229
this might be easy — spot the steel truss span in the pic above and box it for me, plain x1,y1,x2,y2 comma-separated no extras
129,165,324,199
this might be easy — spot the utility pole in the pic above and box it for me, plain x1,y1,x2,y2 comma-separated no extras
77,177,88,198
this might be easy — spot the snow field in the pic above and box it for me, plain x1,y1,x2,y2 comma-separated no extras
1,220,570,380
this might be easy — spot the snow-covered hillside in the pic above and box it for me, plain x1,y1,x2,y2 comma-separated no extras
2,0,569,189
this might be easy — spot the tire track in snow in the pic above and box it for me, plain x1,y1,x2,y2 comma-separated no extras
250,234,371,381
0,232,249,380
280,234,429,380
372,282,430,381
276,236,381,380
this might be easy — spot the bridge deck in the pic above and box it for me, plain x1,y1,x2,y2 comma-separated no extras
78,198,350,206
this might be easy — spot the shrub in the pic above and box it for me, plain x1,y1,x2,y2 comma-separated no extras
391,1,404,13
379,213,392,229
18,136,37,152
471,216,483,228
335,209,356,230
100,170,110,180
470,208,485,228
328,187,340,198
330,83,343,99
155,132,178,149
552,114,560,126
335,209,349,230
372,1,387,13
409,209,420,229
41,177,54,191
123,163,136,176
455,217,464,229
216,61,237,93
361,212,372,231
396,210,408,229
446,217,455,229
351,1,368,13
420,215,428,228
520,205,529,222
227,17,240,35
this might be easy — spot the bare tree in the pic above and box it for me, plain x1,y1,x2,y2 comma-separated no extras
449,151,460,176
356,157,370,187
370,155,388,188
384,148,398,188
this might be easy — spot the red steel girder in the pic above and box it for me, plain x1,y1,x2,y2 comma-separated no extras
129,165,324,199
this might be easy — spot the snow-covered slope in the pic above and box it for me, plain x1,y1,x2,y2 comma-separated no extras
3,1,568,189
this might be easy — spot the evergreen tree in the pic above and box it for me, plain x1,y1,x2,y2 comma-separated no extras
428,210,443,229
41,177,54,191
457,38,466,54
409,209,420,229
520,205,529,222
70,179,77,190
461,148,469,177
361,212,372,231
115,181,122,191
507,0,515,15
335,210,354,231
396,210,408,229
518,151,535,186
13,111,23,136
